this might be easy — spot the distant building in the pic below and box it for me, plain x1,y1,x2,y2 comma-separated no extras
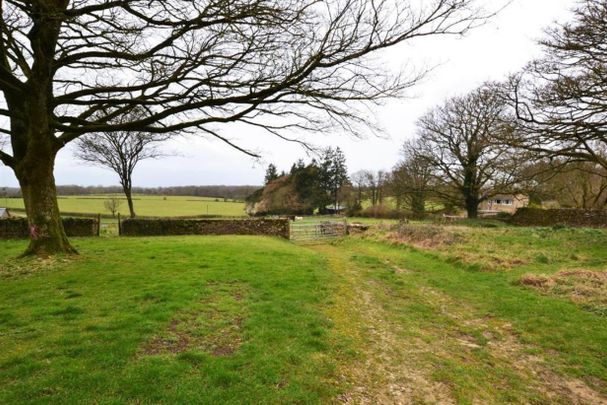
0,208,11,219
479,194,529,216
325,204,347,215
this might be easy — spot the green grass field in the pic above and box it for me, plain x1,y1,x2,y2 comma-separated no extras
0,237,342,404
1,227,606,403
1,195,246,218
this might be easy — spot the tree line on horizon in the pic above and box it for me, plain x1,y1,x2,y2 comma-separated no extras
398,0,607,217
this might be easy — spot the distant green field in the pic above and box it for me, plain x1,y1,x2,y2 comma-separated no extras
1,195,246,218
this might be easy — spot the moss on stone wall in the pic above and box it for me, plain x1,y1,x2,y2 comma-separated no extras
510,208,607,228
120,218,290,239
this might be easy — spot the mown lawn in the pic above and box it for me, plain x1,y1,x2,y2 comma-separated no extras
1,228,607,403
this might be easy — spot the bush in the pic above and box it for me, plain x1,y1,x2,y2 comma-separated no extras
496,211,513,220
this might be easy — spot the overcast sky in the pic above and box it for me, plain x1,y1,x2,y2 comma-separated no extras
0,0,578,188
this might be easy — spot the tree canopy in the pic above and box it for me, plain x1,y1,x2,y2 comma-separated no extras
509,0,607,172
0,0,486,255
414,84,523,218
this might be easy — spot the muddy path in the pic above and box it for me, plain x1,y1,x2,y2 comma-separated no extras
312,244,607,404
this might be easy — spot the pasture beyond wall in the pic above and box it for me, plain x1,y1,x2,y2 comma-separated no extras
0,218,100,239
120,218,290,239
510,208,607,228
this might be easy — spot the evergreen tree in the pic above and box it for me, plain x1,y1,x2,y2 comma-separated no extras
264,164,279,185
290,159,306,175
319,147,350,212
292,163,325,213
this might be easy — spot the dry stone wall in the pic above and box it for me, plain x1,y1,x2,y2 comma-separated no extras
510,208,607,228
120,218,290,239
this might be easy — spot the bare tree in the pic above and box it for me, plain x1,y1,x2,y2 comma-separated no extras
415,83,523,218
0,0,489,255
104,197,123,218
362,170,389,206
350,170,368,208
391,139,433,215
75,111,169,218
527,159,607,209
508,0,607,172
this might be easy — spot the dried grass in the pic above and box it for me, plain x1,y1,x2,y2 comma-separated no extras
520,270,607,315
388,224,463,249
0,256,78,279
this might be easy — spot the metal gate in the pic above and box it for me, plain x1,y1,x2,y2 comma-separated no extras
289,218,347,243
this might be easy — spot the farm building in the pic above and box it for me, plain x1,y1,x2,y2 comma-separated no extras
479,194,529,216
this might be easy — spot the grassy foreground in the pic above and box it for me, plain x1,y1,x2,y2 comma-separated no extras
0,237,343,404
323,238,607,403
1,229,606,403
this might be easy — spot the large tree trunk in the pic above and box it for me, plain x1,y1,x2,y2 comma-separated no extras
411,191,426,215
14,149,77,257
4,1,75,256
465,195,479,219
463,165,479,219
124,186,137,219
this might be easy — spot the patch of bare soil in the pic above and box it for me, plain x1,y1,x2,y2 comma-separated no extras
0,256,78,279
319,245,607,404
319,249,455,404
520,270,607,315
421,287,607,404
141,282,247,357
338,288,454,405
143,319,190,355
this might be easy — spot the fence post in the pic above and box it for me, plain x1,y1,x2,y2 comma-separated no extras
97,213,101,236
117,213,121,236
